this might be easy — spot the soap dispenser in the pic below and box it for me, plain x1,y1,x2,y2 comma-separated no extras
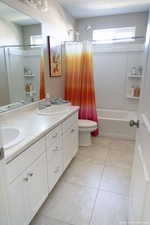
131,86,135,97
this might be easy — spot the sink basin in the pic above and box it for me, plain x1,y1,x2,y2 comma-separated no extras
37,106,70,116
0,127,24,150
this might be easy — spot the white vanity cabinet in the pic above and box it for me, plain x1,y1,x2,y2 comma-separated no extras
6,138,48,225
5,110,79,225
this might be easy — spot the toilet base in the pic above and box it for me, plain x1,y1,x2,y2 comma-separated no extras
79,131,92,147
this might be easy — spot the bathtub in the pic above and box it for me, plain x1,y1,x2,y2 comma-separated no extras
97,109,137,140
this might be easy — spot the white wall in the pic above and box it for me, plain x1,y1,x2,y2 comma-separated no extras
22,24,41,45
0,18,23,46
93,47,144,111
0,48,10,106
6,49,25,103
0,18,25,106
2,0,75,40
76,12,148,42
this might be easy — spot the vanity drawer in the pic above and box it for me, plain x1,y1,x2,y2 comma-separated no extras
46,124,62,146
63,112,78,133
6,137,46,184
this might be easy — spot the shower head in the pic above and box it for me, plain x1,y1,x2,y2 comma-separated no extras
86,26,92,31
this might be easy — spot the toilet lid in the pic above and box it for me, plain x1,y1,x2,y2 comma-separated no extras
78,119,97,128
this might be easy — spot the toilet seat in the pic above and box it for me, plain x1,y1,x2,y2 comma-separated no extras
78,119,97,132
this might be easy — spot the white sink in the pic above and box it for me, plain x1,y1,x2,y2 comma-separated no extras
37,106,70,116
0,127,24,150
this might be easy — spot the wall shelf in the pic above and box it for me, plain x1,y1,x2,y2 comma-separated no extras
24,74,35,77
126,63,143,101
128,75,143,78
127,96,140,100
26,91,36,95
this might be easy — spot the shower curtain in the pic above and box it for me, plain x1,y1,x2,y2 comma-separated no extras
40,56,46,99
65,41,99,136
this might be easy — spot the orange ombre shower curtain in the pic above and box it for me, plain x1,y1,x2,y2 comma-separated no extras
65,41,99,136
65,42,82,105
40,56,46,100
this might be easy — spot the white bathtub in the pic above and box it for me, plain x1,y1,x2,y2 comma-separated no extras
97,109,137,140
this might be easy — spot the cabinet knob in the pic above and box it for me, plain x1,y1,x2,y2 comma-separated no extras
23,177,29,182
54,167,60,174
0,147,4,160
71,129,75,133
52,147,59,152
52,133,57,138
28,173,33,177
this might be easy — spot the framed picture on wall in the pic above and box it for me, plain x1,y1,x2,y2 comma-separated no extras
47,36,62,77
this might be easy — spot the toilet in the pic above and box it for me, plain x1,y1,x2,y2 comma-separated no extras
78,119,97,147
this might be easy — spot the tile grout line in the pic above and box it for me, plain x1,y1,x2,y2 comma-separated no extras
99,189,129,198
88,184,101,225
88,140,119,225
44,214,74,225
76,139,111,225
98,143,131,198
88,157,106,225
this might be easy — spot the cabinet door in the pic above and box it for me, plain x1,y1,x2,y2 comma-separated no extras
47,142,63,192
27,153,48,218
63,124,78,171
129,145,149,223
63,129,72,170
8,171,30,225
70,123,79,157
0,160,9,225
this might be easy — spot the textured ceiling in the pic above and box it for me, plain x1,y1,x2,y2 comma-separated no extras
0,2,39,26
57,0,150,18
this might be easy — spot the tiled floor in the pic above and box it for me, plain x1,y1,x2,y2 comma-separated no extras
30,136,135,225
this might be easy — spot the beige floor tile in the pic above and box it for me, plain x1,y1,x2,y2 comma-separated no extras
106,149,134,169
90,191,128,225
62,158,104,188
101,166,131,195
39,181,98,225
76,145,108,165
109,138,135,152
92,136,113,148
30,214,70,225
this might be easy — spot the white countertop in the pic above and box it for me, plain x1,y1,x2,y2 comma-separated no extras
0,104,79,163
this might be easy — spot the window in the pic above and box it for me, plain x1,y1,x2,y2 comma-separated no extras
92,27,136,44
30,35,43,47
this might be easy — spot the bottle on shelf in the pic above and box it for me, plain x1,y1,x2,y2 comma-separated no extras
29,83,33,92
24,67,32,75
131,67,137,75
25,83,30,92
137,86,141,97
130,85,135,97
134,86,141,97
137,66,143,76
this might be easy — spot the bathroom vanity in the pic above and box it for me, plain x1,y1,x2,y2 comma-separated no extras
1,103,79,225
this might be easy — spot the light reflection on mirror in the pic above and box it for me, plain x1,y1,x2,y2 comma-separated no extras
0,1,44,112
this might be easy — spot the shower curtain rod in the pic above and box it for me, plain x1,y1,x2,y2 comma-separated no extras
0,44,43,48
64,36,145,43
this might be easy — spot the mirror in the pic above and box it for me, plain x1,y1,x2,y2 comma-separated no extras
0,2,43,112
